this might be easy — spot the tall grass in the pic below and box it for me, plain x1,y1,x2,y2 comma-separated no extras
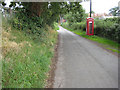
2,17,58,88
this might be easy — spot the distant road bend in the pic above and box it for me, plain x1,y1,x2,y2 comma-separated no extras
53,26,118,88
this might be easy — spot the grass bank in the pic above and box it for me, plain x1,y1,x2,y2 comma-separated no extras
62,25,120,54
54,22,59,31
2,18,58,88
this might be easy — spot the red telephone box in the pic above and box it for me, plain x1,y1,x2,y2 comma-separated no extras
86,17,94,35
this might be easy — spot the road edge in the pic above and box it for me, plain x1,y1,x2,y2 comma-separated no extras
45,33,59,88
66,28,119,57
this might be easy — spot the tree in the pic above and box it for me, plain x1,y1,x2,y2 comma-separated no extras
0,1,85,33
89,10,95,14
109,7,119,16
64,3,86,23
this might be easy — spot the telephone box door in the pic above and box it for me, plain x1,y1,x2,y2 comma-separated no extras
86,17,94,35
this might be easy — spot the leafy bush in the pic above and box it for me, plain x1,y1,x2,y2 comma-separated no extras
53,22,59,30
62,21,86,31
62,22,69,28
94,17,120,42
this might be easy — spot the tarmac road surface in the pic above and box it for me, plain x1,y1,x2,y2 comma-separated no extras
53,26,118,88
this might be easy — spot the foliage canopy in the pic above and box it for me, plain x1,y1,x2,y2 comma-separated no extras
1,2,85,34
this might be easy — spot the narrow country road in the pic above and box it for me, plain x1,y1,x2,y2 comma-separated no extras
53,26,118,88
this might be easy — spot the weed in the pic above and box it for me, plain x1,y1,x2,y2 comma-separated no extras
2,19,58,88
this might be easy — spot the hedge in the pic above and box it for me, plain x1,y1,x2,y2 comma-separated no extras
63,17,120,43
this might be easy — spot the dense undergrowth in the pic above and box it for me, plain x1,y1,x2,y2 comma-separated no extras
2,17,58,88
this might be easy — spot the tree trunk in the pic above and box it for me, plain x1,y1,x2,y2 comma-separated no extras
31,2,45,17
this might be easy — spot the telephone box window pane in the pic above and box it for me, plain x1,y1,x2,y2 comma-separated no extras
89,23,92,34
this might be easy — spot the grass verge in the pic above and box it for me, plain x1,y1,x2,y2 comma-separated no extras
2,18,58,88
54,22,59,31
62,26,120,54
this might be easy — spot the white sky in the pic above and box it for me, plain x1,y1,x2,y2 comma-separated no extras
81,0,120,14
5,0,13,7
5,0,120,14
